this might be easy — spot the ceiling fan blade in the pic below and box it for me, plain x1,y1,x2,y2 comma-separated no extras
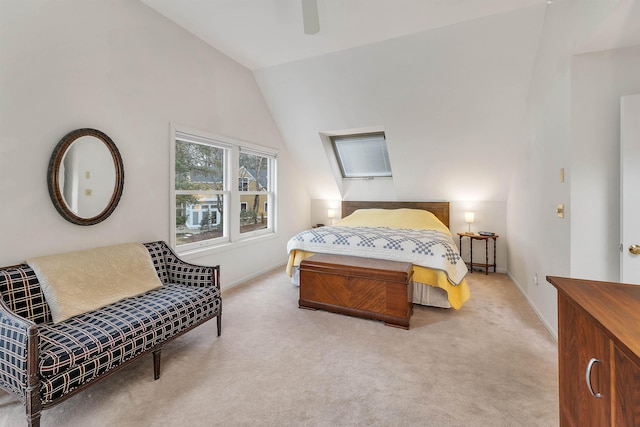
302,0,319,35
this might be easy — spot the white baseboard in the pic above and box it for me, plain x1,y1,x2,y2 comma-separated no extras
221,262,287,292
506,271,558,342
468,267,507,274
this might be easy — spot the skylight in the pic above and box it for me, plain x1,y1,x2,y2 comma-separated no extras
330,132,392,178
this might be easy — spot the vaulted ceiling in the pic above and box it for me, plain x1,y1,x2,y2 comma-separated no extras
140,0,640,202
140,0,543,70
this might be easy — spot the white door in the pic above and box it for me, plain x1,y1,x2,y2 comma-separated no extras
620,94,640,284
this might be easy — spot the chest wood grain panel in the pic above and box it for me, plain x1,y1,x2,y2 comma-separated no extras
300,254,413,329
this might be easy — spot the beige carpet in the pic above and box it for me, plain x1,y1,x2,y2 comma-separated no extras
0,269,558,427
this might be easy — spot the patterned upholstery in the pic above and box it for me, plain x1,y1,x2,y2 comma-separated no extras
39,283,220,403
144,242,170,285
0,312,30,399
143,241,214,287
0,241,220,413
0,265,52,324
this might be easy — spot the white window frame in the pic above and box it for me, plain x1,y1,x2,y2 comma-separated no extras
238,145,277,239
170,124,277,254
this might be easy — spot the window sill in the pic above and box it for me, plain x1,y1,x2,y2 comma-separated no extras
177,232,278,263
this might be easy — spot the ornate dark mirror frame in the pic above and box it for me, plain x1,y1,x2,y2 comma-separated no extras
47,128,124,226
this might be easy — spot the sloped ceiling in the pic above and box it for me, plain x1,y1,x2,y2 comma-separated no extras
140,0,544,70
576,0,640,53
255,6,546,201
140,0,550,202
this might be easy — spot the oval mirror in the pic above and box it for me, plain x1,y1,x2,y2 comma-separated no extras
48,128,124,225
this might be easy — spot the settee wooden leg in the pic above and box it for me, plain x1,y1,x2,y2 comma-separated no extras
153,349,161,380
217,313,222,337
26,326,42,427
25,397,41,427
26,385,42,427
26,411,41,427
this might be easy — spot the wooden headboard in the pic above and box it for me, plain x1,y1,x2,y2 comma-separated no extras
341,201,450,228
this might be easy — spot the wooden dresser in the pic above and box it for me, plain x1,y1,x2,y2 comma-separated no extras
547,276,640,427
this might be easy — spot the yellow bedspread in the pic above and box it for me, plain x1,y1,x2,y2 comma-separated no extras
286,208,470,309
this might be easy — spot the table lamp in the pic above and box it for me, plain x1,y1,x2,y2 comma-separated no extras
464,211,475,234
328,209,336,225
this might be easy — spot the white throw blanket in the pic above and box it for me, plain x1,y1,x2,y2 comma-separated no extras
27,243,162,323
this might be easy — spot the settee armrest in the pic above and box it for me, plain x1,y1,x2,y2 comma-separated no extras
0,298,37,402
163,245,220,290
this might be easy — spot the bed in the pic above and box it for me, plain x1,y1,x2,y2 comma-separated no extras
286,201,470,309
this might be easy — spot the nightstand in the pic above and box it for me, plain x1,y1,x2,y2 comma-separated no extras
457,233,499,275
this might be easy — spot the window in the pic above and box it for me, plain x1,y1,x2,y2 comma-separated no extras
330,132,392,178
238,149,274,236
173,131,229,250
238,177,249,191
171,126,276,252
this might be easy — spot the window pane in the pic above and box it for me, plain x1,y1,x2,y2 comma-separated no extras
239,194,268,234
175,140,225,191
332,133,392,178
239,152,269,192
175,194,225,246
239,151,271,236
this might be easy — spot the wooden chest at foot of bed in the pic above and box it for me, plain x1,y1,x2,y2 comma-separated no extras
299,254,414,329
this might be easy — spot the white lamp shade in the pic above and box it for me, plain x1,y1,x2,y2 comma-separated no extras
327,209,336,219
464,212,475,224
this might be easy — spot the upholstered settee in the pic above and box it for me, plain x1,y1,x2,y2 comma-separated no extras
0,241,221,427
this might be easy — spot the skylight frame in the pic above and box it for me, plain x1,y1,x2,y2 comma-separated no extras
330,132,392,179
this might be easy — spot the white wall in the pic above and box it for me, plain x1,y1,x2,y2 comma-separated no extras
0,0,309,288
571,44,640,282
507,0,621,338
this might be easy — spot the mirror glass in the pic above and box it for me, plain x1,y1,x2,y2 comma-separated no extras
48,129,124,225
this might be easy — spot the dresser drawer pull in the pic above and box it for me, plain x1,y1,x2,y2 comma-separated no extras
585,358,602,398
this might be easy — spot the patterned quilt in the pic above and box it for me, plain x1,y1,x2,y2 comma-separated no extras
287,226,467,285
